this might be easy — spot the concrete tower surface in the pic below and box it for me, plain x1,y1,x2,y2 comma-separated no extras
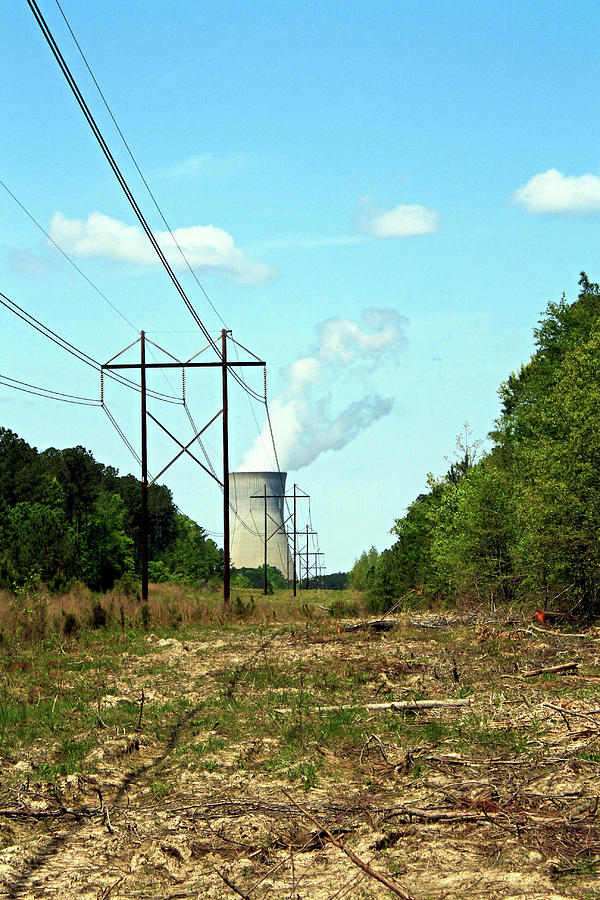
229,471,293,576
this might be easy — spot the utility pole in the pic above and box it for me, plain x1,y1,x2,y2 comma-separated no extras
140,331,148,601
250,483,309,596
263,483,267,596
103,332,264,609
293,484,297,597
221,329,231,610
303,524,318,590
307,551,325,588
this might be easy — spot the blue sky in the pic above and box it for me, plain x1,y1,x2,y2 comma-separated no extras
2,0,600,571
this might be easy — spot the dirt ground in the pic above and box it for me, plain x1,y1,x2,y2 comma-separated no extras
1,607,599,899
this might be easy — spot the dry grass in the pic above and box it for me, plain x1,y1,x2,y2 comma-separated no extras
0,582,366,639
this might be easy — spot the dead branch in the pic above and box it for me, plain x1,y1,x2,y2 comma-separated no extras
283,790,416,900
529,624,595,640
360,734,389,764
136,687,145,731
0,803,99,819
542,702,600,724
384,806,488,824
340,620,397,632
327,867,368,899
99,875,124,899
522,662,579,678
275,699,471,715
214,867,252,900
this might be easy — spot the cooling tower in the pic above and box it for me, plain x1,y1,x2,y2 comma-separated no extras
229,471,294,577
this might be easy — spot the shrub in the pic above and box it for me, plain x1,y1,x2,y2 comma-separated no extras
62,611,80,637
328,597,361,618
113,572,140,599
140,603,151,630
234,595,255,618
90,600,107,629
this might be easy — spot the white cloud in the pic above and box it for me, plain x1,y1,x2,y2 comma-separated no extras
512,168,600,215
48,211,276,285
363,202,439,238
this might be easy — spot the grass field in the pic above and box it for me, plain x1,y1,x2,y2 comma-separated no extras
0,584,599,899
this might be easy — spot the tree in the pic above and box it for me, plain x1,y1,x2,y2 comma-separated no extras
429,457,517,601
48,446,103,533
77,491,133,591
349,547,379,591
512,324,600,606
157,513,221,584
1,501,75,585
0,428,39,508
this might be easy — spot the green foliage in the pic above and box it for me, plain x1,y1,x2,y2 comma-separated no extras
349,546,379,591
429,456,517,601
320,571,350,590
357,273,600,615
76,491,133,591
234,594,255,618
10,574,49,641
0,431,222,594
231,565,286,591
328,596,361,617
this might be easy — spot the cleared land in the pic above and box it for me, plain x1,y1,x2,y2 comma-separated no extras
1,589,599,899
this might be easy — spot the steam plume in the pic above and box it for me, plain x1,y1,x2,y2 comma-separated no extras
239,309,407,471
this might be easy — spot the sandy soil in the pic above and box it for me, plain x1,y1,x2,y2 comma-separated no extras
1,613,599,899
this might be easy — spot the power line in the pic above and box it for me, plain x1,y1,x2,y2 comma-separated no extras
0,177,183,400
102,402,142,469
30,0,267,409
0,289,181,403
182,400,219,482
184,397,261,538
26,0,219,356
262,367,293,529
25,0,293,550
231,339,273,463
0,177,138,332
0,373,100,406
53,0,228,332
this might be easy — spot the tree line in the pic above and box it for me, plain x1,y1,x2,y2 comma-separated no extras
352,273,600,615
0,430,221,591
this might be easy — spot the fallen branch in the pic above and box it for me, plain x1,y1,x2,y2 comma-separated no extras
529,624,595,640
340,619,397,632
136,687,145,732
0,805,96,820
275,699,471,715
543,702,600,724
384,806,487,823
214,868,252,900
523,662,579,678
283,790,416,900
383,804,571,828
99,875,124,900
